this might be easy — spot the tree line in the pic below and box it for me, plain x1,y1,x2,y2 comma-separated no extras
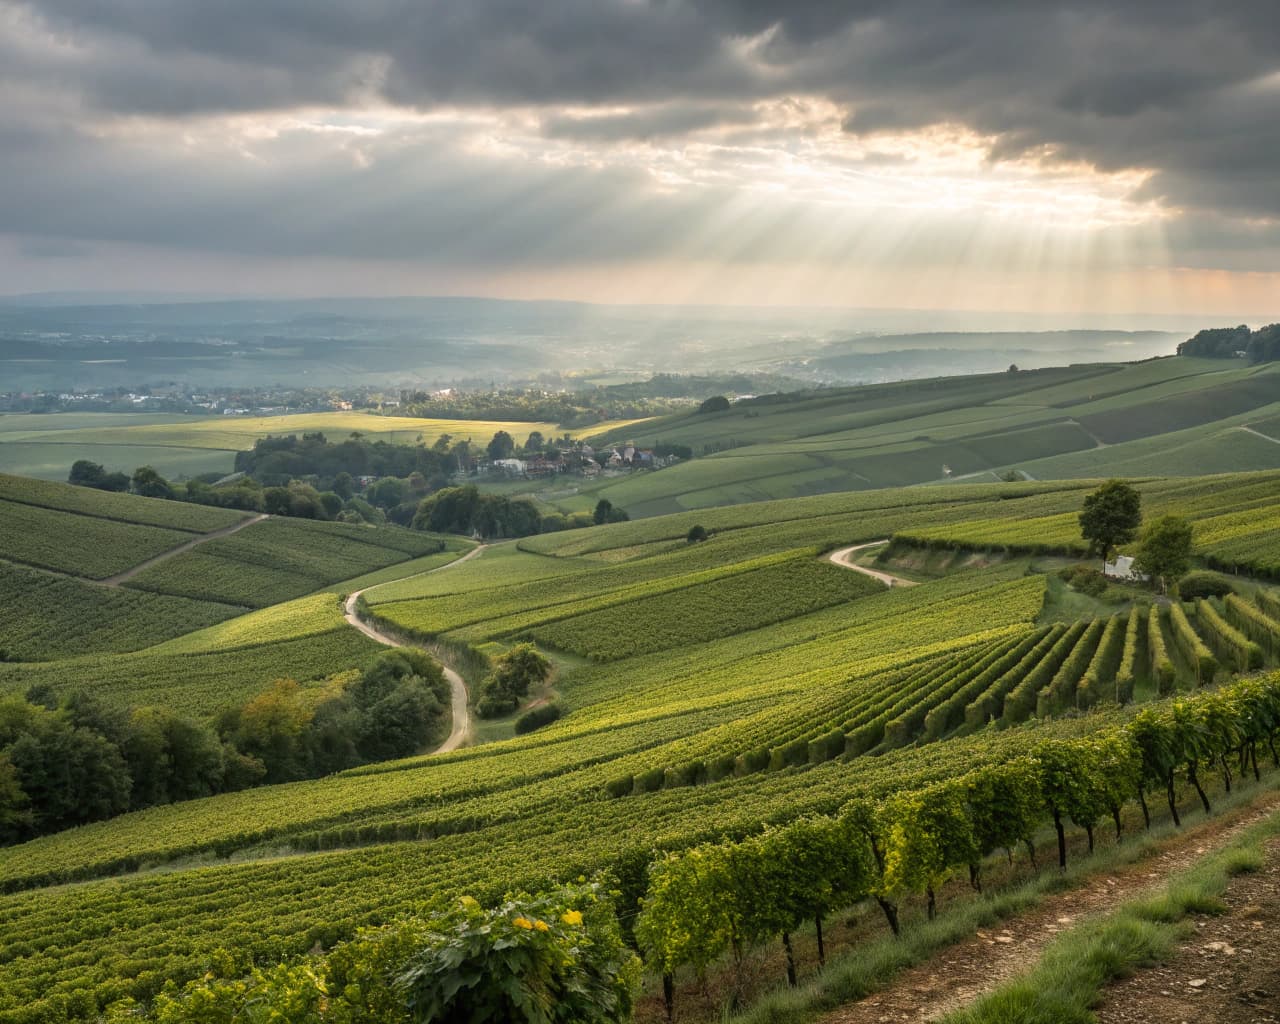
0,648,448,846
1176,323,1280,362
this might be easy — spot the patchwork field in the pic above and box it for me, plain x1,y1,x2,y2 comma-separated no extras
1,434,1279,1022
0,412,644,481
550,358,1280,516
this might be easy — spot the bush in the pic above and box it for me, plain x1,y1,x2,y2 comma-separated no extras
1059,564,1108,597
1177,571,1235,601
514,702,563,735
398,882,640,1024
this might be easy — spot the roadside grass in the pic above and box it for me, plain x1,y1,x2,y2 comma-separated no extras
940,809,1276,1024
714,773,1280,1024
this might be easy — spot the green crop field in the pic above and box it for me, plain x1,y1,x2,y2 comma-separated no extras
123,516,448,607
0,412,646,481
525,359,1280,517
1,400,1280,1023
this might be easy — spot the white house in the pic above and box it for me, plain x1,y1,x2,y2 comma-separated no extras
1104,555,1149,582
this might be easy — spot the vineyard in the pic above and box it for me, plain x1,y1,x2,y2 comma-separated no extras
0,464,1279,1022
122,517,447,607
0,561,241,660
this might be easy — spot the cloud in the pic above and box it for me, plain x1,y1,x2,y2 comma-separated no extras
1,0,1278,302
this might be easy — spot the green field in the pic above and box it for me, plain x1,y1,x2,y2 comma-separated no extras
2,393,1280,1021
0,411,644,481
525,359,1280,516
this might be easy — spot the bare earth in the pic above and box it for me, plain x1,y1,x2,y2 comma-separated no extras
819,790,1280,1024
1094,835,1280,1024
827,540,918,588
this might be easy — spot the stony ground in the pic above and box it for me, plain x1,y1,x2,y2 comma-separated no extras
1093,835,1280,1024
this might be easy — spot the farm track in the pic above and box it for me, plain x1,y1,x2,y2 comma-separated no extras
818,788,1280,1024
343,543,487,754
100,512,269,586
828,540,918,588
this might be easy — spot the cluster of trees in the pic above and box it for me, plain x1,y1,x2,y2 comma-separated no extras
0,649,448,845
1177,323,1280,362
396,385,697,427
234,432,455,487
1078,479,1194,592
476,644,553,718
411,485,624,539
635,671,1280,1019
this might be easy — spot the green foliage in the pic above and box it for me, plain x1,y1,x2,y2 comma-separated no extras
1196,598,1263,672
514,702,564,735
1079,479,1142,565
1176,570,1235,600
1147,605,1176,693
477,644,552,718
1168,602,1218,684
1225,593,1280,657
413,484,544,539
399,882,640,1024
0,561,240,661
1134,514,1193,590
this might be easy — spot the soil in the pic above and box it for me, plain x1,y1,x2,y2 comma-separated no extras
1093,836,1280,1024
812,790,1280,1024
828,541,918,588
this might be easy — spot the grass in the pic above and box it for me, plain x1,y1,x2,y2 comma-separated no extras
940,811,1277,1024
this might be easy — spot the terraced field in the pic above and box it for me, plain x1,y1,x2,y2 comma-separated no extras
1,464,1279,1023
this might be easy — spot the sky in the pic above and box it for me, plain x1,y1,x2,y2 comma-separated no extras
1,0,1278,318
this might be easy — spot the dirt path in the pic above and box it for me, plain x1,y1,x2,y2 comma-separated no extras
343,544,487,754
102,513,269,586
819,790,1280,1024
828,540,918,588
1240,424,1280,446
1094,831,1280,1024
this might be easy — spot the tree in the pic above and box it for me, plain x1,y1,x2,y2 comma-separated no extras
593,498,628,525
1007,363,1019,373
486,430,515,461
131,465,176,500
1079,479,1142,569
687,524,708,543
68,459,106,487
523,430,545,454
698,395,731,414
476,645,552,718
1135,515,1193,594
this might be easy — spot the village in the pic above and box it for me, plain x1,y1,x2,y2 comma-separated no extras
487,441,678,481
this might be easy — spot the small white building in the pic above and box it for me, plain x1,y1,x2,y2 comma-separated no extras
1104,555,1149,582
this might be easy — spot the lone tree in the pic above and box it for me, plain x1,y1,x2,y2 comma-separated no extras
698,395,731,414
687,524,708,543
1135,515,1193,594
1079,479,1142,570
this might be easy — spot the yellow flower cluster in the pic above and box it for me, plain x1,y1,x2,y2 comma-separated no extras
561,910,583,926
513,916,551,932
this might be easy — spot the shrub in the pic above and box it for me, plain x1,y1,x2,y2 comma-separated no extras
397,881,641,1024
514,702,563,735
1177,571,1235,601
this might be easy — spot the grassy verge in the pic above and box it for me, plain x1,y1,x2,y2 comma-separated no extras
941,806,1277,1024
722,777,1279,1024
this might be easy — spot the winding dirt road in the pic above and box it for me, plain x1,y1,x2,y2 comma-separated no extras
102,512,269,586
827,540,917,588
342,544,487,754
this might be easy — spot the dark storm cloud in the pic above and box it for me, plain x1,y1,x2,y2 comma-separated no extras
2,0,1279,267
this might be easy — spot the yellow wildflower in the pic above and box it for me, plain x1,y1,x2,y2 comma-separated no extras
561,910,583,926
533,920,550,932
512,916,534,929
